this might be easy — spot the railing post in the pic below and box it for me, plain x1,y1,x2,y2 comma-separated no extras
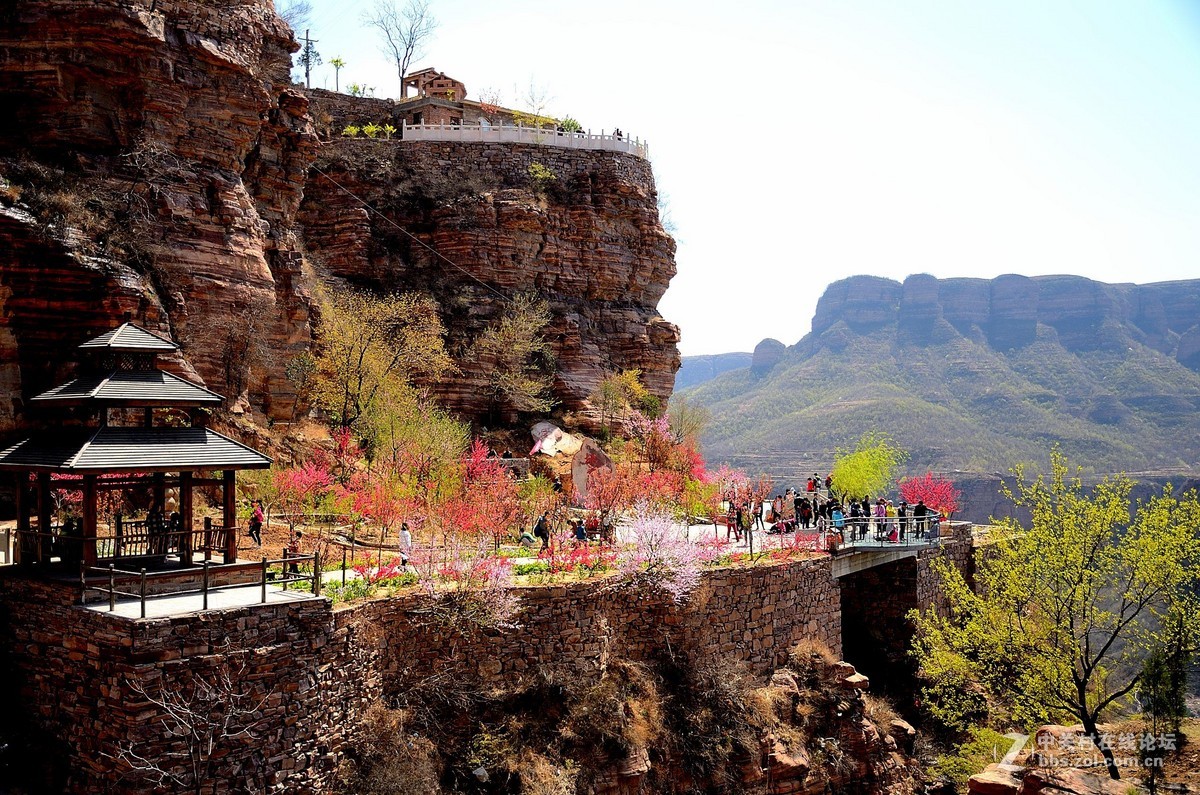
202,559,210,611
139,568,146,619
108,564,115,612
203,516,213,563
79,561,87,605
313,551,321,597
342,546,347,586
261,556,268,604
114,513,123,559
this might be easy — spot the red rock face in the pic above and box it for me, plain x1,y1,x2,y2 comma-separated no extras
0,0,317,432
0,2,679,441
300,138,680,427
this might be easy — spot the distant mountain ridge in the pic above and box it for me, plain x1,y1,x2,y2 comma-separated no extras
674,351,753,390
679,273,1200,487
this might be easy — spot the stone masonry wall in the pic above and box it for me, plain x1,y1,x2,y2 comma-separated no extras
0,532,973,793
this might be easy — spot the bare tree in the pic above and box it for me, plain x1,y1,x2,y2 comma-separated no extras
364,0,438,97
114,658,271,794
279,0,313,30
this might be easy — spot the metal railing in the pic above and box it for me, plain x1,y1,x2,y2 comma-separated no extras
80,553,320,618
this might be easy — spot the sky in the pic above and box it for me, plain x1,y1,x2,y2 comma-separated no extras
291,0,1200,356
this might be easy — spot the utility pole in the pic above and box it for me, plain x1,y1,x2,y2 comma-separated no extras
302,29,320,89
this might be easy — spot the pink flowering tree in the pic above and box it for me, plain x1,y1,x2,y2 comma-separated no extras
627,410,674,471
616,504,704,603
898,472,962,520
272,462,334,531
409,533,519,629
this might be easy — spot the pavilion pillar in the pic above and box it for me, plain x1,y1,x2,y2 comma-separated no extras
82,475,97,569
223,470,237,564
153,473,166,517
37,473,51,563
179,471,194,566
14,474,29,565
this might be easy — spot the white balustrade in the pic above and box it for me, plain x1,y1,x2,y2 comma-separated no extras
399,121,649,159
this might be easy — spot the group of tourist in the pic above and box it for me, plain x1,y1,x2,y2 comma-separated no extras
722,471,943,550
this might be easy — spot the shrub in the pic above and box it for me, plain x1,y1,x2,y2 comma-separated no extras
362,123,381,139
342,125,361,137
336,703,440,795
930,726,1014,789
527,162,557,190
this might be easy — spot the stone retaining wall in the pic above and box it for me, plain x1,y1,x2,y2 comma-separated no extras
0,532,973,793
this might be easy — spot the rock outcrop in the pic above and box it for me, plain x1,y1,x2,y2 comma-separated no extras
751,338,786,377
299,138,679,427
0,0,317,431
0,1,680,443
813,273,1200,366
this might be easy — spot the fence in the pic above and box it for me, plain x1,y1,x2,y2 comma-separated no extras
401,121,649,159
16,517,234,565
80,552,320,618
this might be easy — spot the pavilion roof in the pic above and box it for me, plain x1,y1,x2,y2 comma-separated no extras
30,370,223,408
77,323,178,353
0,427,271,473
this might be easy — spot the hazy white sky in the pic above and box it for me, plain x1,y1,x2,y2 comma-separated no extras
294,0,1200,356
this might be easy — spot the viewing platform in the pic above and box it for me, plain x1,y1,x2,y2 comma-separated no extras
401,120,649,159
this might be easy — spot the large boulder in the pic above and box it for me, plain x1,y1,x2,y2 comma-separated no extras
530,422,582,457
571,439,613,499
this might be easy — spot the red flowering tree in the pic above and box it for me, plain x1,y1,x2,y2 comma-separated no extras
898,472,962,519
272,462,334,531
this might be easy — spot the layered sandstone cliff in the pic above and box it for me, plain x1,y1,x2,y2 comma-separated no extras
0,0,317,432
0,0,680,442
300,137,680,424
810,273,1200,367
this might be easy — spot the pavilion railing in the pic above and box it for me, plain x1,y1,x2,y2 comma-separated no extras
81,553,320,618
17,518,237,565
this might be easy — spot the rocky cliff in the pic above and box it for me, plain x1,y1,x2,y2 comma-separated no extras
0,0,317,431
300,138,679,423
0,0,679,442
812,273,1200,366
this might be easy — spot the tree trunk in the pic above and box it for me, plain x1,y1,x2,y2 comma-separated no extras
1080,715,1121,780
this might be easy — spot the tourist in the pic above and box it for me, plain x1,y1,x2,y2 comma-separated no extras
913,500,928,537
886,501,899,542
874,499,887,540
534,511,551,550
573,519,588,544
798,497,812,529
831,504,845,537
726,502,739,542
848,499,862,540
399,522,412,567
824,474,833,492
287,529,302,574
794,491,805,523
248,499,264,547
518,525,537,547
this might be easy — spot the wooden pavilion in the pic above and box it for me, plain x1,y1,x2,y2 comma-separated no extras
0,323,271,570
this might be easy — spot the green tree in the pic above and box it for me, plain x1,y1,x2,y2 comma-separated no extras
667,393,711,446
829,431,907,499
471,293,555,420
911,450,1200,780
590,370,648,435
329,56,346,92
311,286,452,430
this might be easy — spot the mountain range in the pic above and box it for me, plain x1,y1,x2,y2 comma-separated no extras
677,274,1200,494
